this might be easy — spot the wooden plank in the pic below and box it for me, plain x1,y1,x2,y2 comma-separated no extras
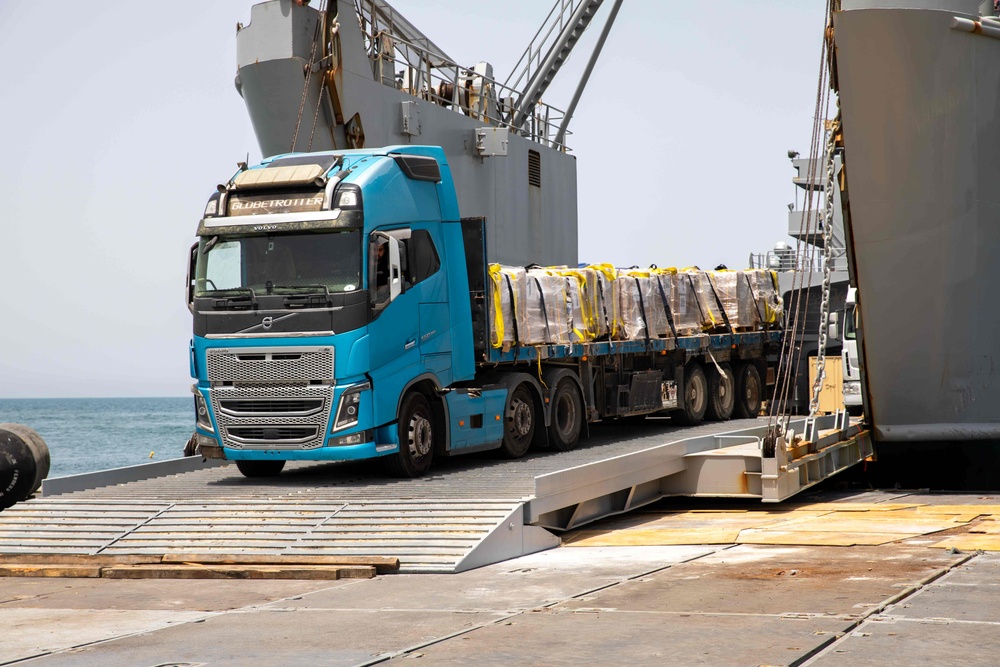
161,553,399,572
0,564,103,578
100,564,374,580
0,554,162,565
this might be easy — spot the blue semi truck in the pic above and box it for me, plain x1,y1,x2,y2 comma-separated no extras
187,146,781,478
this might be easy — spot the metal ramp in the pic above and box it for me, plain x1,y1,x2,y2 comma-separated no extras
0,417,870,573
528,414,872,531
0,498,558,573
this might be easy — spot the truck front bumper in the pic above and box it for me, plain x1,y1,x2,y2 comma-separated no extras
195,431,397,462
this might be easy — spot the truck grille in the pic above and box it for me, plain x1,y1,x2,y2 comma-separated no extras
211,383,333,451
227,426,318,444
206,346,334,383
218,398,324,417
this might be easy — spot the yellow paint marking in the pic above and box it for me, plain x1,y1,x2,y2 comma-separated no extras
932,535,1000,552
564,527,741,547
561,503,996,549
737,530,913,547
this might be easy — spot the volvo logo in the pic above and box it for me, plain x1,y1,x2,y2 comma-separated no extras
262,316,273,330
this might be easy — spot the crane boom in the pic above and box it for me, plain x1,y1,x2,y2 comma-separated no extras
509,0,605,132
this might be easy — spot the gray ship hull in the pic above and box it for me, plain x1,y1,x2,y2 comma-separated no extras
833,5,1000,442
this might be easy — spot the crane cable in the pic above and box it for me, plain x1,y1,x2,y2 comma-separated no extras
808,122,839,418
764,0,836,452
291,0,329,152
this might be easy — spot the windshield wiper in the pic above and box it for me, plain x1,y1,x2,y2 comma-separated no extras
270,284,334,307
212,287,259,310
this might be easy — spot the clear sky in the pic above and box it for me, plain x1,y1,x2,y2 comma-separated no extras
0,0,828,398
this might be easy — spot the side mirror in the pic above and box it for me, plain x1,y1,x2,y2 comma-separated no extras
187,243,198,314
827,311,839,341
388,236,402,301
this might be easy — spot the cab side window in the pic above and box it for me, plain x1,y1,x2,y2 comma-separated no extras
405,230,440,287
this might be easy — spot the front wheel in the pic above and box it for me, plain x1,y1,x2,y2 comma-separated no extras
385,392,435,478
548,379,583,452
236,460,286,478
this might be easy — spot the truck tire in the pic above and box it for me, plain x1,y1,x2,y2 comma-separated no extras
501,384,536,458
706,362,735,421
672,364,708,426
0,424,50,509
548,379,583,452
235,460,286,478
0,423,49,498
385,392,435,478
734,362,763,419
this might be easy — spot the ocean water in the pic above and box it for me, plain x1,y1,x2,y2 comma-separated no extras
0,397,193,479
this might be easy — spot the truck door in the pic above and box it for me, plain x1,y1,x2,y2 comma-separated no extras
368,232,421,421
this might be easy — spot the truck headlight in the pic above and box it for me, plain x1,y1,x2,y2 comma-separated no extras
843,382,861,395
333,383,369,431
193,390,214,432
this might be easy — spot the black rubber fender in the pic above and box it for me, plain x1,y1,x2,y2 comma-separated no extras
0,423,50,510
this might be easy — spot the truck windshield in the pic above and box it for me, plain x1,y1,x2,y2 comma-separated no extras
194,229,361,298
844,305,857,340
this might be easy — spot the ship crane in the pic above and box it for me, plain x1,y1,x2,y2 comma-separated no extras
234,0,623,267
237,0,622,155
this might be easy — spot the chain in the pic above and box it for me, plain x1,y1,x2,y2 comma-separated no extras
808,122,839,417
291,3,327,152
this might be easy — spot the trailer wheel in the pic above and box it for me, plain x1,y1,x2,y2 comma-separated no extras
501,384,536,458
548,379,583,452
734,363,763,419
385,392,435,478
672,363,708,425
235,460,286,478
706,362,735,421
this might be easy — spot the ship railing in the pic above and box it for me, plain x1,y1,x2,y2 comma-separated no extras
748,249,836,274
354,0,572,150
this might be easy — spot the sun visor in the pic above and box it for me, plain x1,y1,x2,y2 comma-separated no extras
233,164,325,190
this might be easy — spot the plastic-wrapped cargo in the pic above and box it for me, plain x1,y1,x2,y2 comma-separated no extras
617,270,673,340
712,270,758,329
522,268,573,345
488,263,778,348
488,264,527,349
551,270,595,343
580,264,620,339
741,269,783,326
672,269,718,332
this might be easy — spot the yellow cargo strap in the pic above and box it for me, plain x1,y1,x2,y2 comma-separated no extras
554,269,596,342
587,264,619,338
487,264,506,348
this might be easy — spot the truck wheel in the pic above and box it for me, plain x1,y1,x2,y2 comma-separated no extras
501,384,536,458
734,363,763,419
236,460,286,478
548,379,583,452
386,392,435,478
672,364,707,425
706,362,735,421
